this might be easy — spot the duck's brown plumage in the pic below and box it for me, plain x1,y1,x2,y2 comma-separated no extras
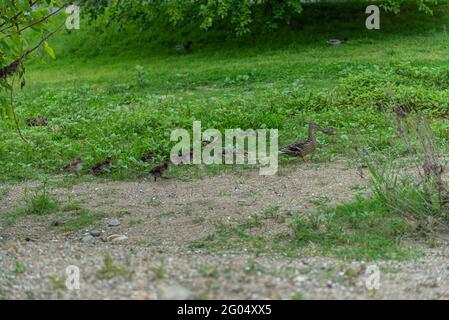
62,157,83,173
26,115,47,127
280,122,335,163
91,157,112,175
140,151,155,163
280,123,321,162
150,160,171,181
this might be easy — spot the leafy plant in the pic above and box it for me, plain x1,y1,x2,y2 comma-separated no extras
0,0,67,138
96,254,133,280
132,65,150,88
23,182,59,215
362,113,449,235
79,0,438,36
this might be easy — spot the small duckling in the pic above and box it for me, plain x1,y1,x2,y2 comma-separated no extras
175,41,193,53
150,160,172,181
327,38,347,46
51,220,63,227
140,151,155,163
26,115,47,127
62,157,83,174
91,157,113,175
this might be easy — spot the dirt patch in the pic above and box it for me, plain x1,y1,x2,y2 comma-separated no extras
0,161,363,246
2,161,448,299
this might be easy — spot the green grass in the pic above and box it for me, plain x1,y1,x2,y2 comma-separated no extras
1,2,449,261
2,187,104,231
14,261,29,275
3,184,59,225
0,186,10,200
290,196,419,260
151,259,166,281
1,3,449,181
60,207,105,231
48,275,66,290
96,254,133,281
23,185,59,216
190,196,422,260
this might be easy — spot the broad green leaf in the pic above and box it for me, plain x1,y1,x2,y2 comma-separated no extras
43,41,56,60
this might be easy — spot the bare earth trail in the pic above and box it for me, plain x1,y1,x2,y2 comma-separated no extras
1,161,449,299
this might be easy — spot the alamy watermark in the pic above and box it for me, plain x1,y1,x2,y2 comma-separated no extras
65,4,80,30
365,265,380,291
170,121,278,175
366,5,380,30
65,265,80,290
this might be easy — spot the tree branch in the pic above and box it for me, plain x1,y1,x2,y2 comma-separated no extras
0,21,65,80
0,6,64,36
0,0,40,30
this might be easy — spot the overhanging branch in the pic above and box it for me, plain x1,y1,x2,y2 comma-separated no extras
0,21,64,80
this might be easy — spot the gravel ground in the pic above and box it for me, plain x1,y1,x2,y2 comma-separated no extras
1,161,449,300
1,242,449,299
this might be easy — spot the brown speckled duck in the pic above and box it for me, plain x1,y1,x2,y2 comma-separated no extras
150,159,172,181
62,157,83,174
280,122,335,163
140,151,155,163
26,115,47,127
91,157,113,175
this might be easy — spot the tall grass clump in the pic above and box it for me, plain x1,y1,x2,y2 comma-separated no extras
23,182,59,216
363,111,449,236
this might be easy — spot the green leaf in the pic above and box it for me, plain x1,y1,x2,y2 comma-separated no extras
43,41,56,60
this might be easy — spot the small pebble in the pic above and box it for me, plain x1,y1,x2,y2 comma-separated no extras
108,219,121,227
157,284,193,300
90,230,101,237
107,234,128,242
82,234,94,243
111,235,128,242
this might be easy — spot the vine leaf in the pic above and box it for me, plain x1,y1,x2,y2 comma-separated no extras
43,41,56,59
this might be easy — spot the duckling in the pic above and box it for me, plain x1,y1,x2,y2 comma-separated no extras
91,157,112,175
175,41,193,53
150,159,172,181
51,220,63,227
140,151,155,163
327,38,347,46
61,157,83,174
280,122,333,164
26,115,47,127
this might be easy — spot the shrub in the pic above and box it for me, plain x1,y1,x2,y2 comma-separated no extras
362,113,449,234
24,182,59,215
78,0,438,36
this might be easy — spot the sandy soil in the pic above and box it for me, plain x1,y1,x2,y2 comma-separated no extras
1,161,449,300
